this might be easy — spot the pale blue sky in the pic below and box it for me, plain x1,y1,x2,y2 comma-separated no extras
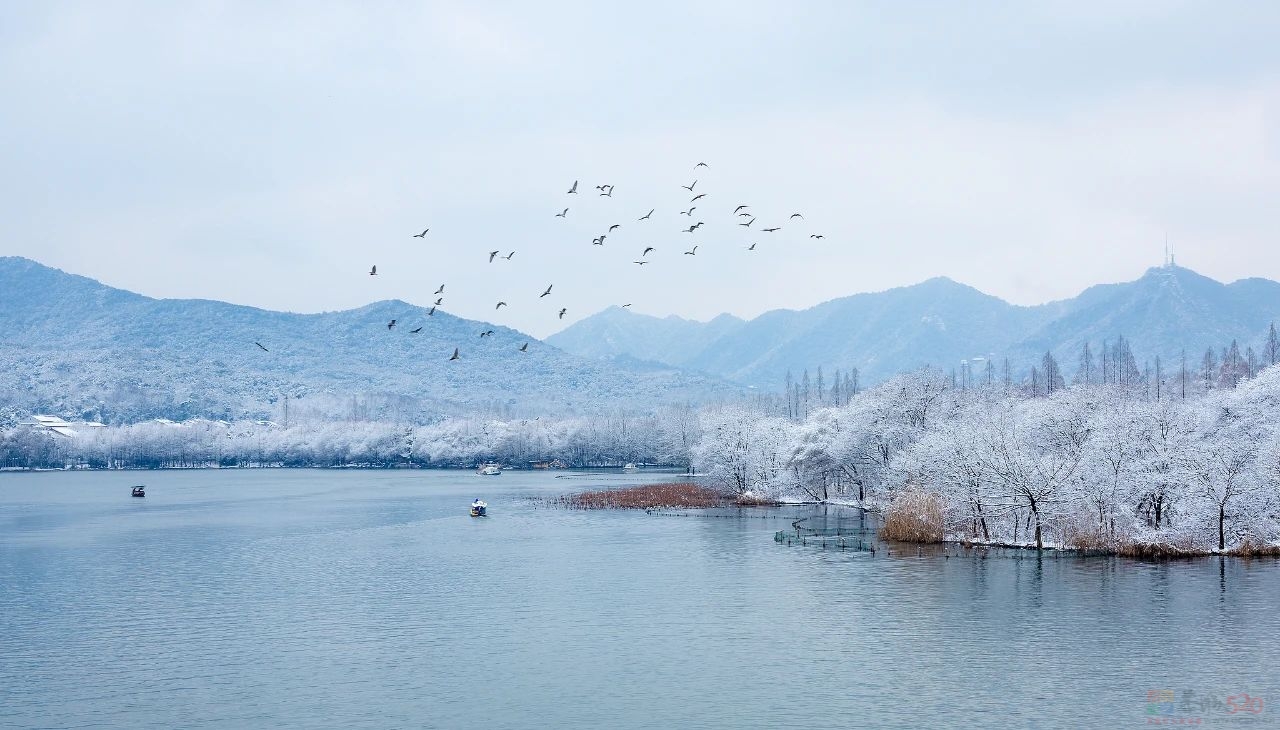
3,2,1279,337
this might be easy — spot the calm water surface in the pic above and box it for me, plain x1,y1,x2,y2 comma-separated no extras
1,470,1277,729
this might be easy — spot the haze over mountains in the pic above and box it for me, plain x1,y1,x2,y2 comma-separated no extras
4,256,1279,425
549,265,1280,387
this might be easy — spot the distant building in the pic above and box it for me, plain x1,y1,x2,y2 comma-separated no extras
16,415,104,438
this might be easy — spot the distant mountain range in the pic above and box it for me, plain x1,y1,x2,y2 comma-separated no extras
0,257,744,424
548,266,1280,387
5,256,1279,425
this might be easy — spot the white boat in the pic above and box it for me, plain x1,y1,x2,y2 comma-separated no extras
470,499,488,517
622,463,638,471
477,463,501,476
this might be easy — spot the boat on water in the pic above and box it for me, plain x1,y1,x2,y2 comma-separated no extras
470,499,488,517
477,463,501,476
131,486,146,498
622,463,638,471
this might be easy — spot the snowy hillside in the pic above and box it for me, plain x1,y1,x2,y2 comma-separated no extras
550,267,1280,387
0,257,744,423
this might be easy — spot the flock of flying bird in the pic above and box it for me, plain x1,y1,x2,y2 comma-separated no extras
254,162,824,362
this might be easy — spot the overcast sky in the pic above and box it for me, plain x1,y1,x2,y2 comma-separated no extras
3,2,1279,338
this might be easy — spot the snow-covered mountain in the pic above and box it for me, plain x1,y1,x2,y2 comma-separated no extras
0,257,744,423
549,266,1280,387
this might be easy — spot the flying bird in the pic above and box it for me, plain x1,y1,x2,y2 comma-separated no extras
369,265,377,276
556,208,568,218
434,284,444,295
254,342,269,352
683,225,697,233
622,303,632,308
738,212,753,217
762,227,780,233
503,251,515,260
412,229,429,238
684,246,698,256
495,301,507,309
410,327,422,333
427,306,436,316
638,209,654,221
387,319,397,330
449,348,460,361
558,308,567,319
690,193,706,202
681,206,696,216
480,330,494,337
434,297,443,306
739,217,755,227
733,205,749,214
608,224,620,232
592,236,605,245
695,162,708,168
633,260,648,265
599,188,613,197
595,184,609,191
540,284,553,297
810,234,824,239
642,246,654,256
692,221,705,229
519,343,528,352
790,213,804,219
682,180,697,191
567,180,578,194
489,250,499,263
747,243,757,251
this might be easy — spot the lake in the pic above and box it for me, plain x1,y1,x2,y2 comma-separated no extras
1,469,1277,729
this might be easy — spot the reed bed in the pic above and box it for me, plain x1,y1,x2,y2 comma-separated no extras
560,482,732,510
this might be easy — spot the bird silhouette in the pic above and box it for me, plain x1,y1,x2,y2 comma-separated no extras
737,212,753,217
692,221,705,229
412,229,429,238
428,306,436,316
681,207,696,216
790,212,804,219
410,327,422,333
556,208,568,218
480,330,495,337
739,217,755,227
810,234,824,239
567,180,578,194
638,209,654,221
434,297,443,306
690,193,706,202
540,284,553,298
747,243,757,251
519,343,528,352
254,342,269,352
763,227,780,232
558,308,567,319
633,260,648,265
684,246,698,256
595,184,609,191
503,251,515,260
683,225,697,233
733,205,749,214
387,319,397,330
449,348,460,361
592,237,604,245
434,284,445,295
489,250,499,263
682,180,697,191
599,188,613,197
369,265,377,276
622,303,632,307
608,224,620,232
495,301,507,309
642,246,655,256
695,162,708,168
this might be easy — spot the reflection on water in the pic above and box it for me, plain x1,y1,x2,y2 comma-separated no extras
1,469,1277,729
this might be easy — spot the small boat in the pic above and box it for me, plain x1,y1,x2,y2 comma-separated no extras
622,463,638,471
477,463,501,476
470,499,488,517
131,486,146,498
